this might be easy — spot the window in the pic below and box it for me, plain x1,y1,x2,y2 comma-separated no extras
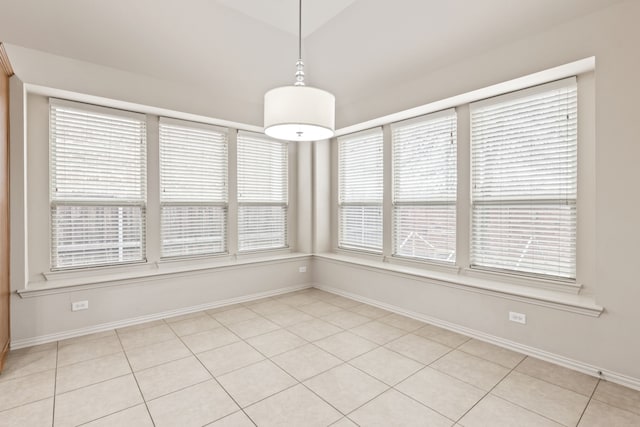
338,128,384,252
471,78,577,279
237,131,288,251
392,109,457,262
159,118,228,258
50,100,147,269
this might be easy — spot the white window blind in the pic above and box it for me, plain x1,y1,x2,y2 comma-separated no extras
338,128,384,252
237,132,288,251
392,109,457,262
50,100,147,269
159,118,228,258
471,78,577,279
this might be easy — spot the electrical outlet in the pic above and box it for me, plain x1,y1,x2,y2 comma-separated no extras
509,311,526,324
298,266,307,273
71,300,89,311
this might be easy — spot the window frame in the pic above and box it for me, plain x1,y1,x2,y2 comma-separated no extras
337,127,385,254
391,108,458,264
469,77,578,280
49,99,148,270
236,131,289,253
332,76,585,288
158,117,229,259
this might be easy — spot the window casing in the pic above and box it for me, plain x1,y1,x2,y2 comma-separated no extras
470,78,577,279
338,128,384,253
159,118,228,258
237,131,288,252
50,100,147,269
392,109,457,262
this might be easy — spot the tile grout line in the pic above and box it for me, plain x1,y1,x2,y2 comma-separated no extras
240,292,394,422
55,372,131,397
137,377,214,405
423,339,596,403
427,344,602,403
482,392,568,427
476,352,606,426
7,344,56,356
384,340,497,423
448,355,527,425
332,417,361,427
173,314,259,427
260,310,380,423
228,303,348,422
575,378,601,426
55,349,124,372
278,298,417,421
55,331,126,371
419,343,509,391
0,396,54,417
346,328,464,421
337,323,463,421
381,342,463,423
219,289,472,425
0,349,62,417
390,385,458,424
506,366,601,400
67,373,151,422
200,410,256,427
450,355,572,427
51,340,59,427
131,352,195,375
239,293,373,353
115,325,157,427
587,392,640,418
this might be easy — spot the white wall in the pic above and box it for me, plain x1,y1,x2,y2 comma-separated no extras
4,44,263,128
314,0,640,386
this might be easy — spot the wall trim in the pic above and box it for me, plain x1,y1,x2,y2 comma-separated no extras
313,283,640,392
24,82,263,133
335,57,594,136
18,253,312,298
315,254,602,317
0,43,14,77
10,283,311,350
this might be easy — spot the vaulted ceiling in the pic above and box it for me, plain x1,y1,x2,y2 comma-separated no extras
0,0,623,127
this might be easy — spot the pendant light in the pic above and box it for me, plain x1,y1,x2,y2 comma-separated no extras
264,0,335,142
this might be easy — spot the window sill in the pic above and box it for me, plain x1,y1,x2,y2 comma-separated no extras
19,251,311,298
314,253,603,317
385,255,461,275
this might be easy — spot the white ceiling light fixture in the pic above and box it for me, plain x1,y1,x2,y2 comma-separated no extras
264,0,335,142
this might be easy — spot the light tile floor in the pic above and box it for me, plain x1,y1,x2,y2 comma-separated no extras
1,288,639,426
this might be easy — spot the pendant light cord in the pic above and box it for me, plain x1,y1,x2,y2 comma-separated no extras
294,0,305,86
298,0,302,61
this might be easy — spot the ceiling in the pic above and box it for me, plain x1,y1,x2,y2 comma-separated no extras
0,0,623,127
217,0,357,38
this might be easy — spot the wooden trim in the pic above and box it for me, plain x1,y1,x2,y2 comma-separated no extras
0,340,8,372
0,43,14,77
0,48,9,371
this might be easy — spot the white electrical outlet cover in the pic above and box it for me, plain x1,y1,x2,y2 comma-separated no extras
509,311,526,324
71,300,89,311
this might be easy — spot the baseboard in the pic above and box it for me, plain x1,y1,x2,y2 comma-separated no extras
10,283,312,350
313,282,640,392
